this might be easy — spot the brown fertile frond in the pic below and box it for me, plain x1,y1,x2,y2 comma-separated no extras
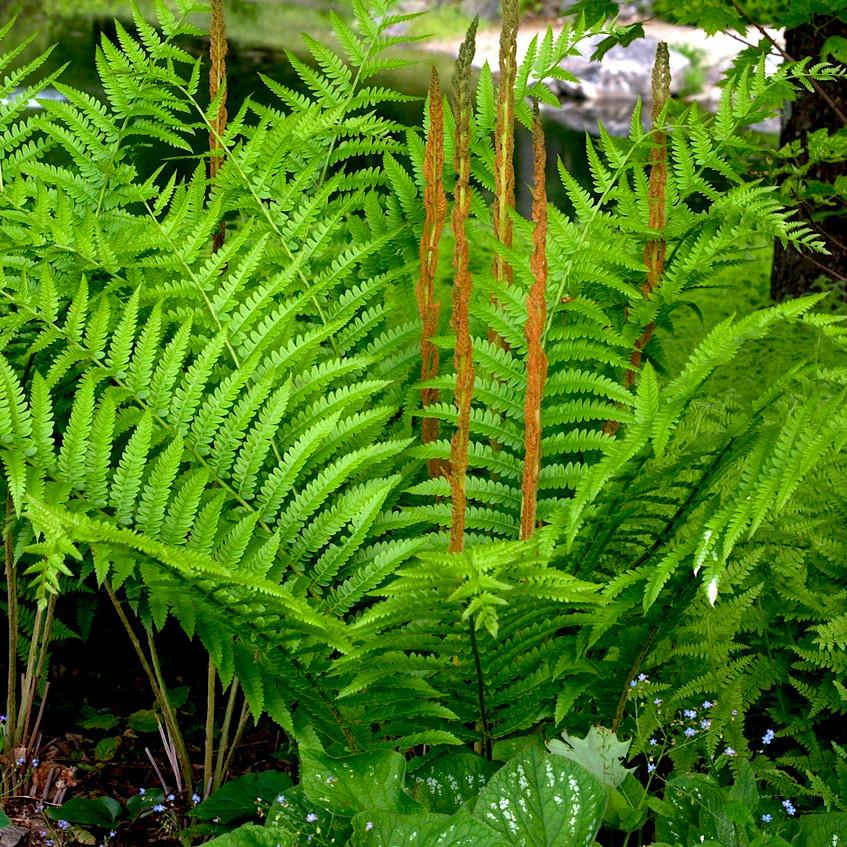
520,106,548,540
491,0,520,300
613,42,670,412
209,0,228,253
418,69,448,477
448,18,478,554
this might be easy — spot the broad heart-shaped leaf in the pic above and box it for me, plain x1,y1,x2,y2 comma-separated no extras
205,824,296,847
408,751,500,814
351,809,510,847
546,725,634,788
46,796,122,827
192,771,293,825
266,786,352,845
473,749,605,847
797,813,847,847
300,747,421,816
655,773,750,845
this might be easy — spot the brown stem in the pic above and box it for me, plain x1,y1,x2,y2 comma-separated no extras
4,493,18,748
16,604,43,745
209,0,229,253
203,659,216,798
448,19,478,554
418,68,448,477
21,595,56,749
520,106,549,541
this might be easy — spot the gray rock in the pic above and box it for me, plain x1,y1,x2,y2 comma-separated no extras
0,825,27,847
460,0,501,21
548,35,691,103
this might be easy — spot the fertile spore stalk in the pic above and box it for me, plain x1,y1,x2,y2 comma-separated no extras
491,0,519,306
605,42,670,436
209,0,228,253
418,69,448,478
625,42,670,391
447,18,494,762
448,18,478,555
520,105,548,540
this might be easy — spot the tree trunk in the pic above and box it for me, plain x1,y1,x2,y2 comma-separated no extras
770,15,847,301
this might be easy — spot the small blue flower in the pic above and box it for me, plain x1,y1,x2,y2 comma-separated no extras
166,793,174,802
192,793,201,805
724,746,736,756
653,697,662,705
58,820,70,831
109,831,117,839
700,719,711,729
684,727,696,737
152,803,166,813
138,787,146,796
306,812,318,823
762,728,775,745
629,680,637,688
762,813,772,823
16,756,25,766
647,763,656,773
0,715,6,723
365,821,374,831
637,673,648,682
31,758,39,767
702,700,713,709
782,799,796,816
649,737,658,746
683,708,697,719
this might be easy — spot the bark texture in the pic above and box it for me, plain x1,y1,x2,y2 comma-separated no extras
770,15,847,301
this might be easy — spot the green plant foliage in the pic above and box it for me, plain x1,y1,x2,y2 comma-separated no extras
547,725,634,788
0,0,427,750
1,0,847,837
252,747,604,847
192,772,293,826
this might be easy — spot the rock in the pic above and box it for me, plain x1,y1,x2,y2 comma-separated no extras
460,0,501,21
0,825,27,847
548,35,692,102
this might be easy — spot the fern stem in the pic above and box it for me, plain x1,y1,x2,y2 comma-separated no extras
468,622,493,761
209,0,228,253
145,628,194,792
212,677,239,793
448,18,478,554
4,492,18,749
417,68,447,477
520,105,549,540
19,594,55,749
203,659,216,797
15,603,42,746
105,582,193,790
219,698,250,783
